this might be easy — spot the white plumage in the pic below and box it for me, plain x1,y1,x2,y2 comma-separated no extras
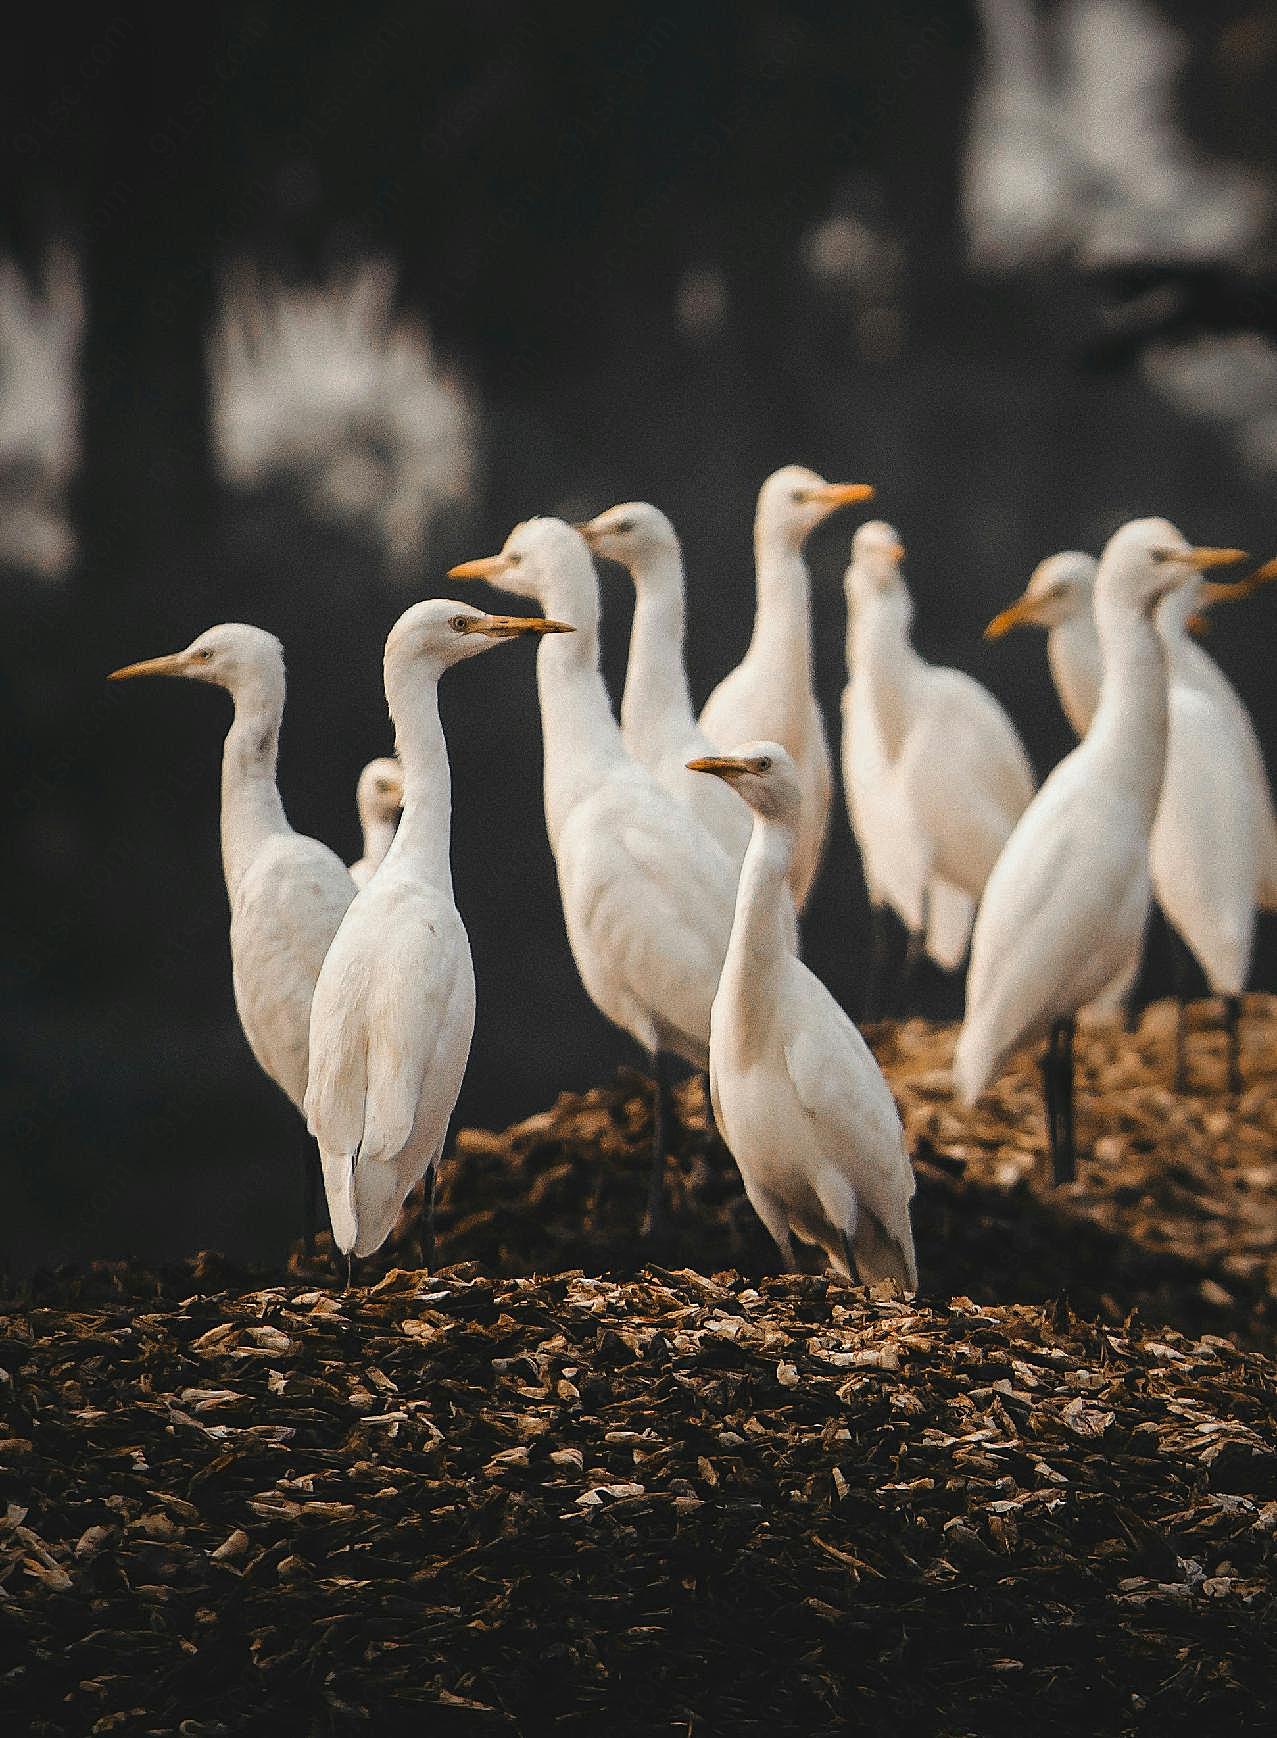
954,521,1245,1153
843,522,1033,971
349,756,403,890
449,518,758,1226
576,502,754,866
689,743,917,1290
987,550,1277,1032
109,624,355,1119
985,550,1103,738
698,465,874,912
304,601,567,1258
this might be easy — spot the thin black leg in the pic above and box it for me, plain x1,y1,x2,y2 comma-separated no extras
1040,1030,1060,1179
863,904,893,1022
1224,995,1243,1097
1041,1019,1077,1186
1055,1017,1076,1186
644,1050,674,1244
422,1169,437,1271
302,1139,319,1257
1169,923,1195,1091
899,886,931,1015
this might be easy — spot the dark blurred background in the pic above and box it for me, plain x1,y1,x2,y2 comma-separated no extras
3,0,1276,1273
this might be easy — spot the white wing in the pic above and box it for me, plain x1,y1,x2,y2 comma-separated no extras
1151,683,1262,994
781,964,918,1290
842,676,928,931
305,871,475,1256
904,667,1036,897
955,749,1151,1102
229,832,355,1109
554,782,738,1069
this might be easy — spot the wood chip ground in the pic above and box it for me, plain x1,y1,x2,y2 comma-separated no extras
3,996,1275,1733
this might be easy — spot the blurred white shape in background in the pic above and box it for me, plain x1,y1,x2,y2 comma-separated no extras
0,245,84,580
1062,0,1266,268
963,0,1079,272
1143,333,1277,477
964,0,1268,274
210,258,478,573
675,263,730,342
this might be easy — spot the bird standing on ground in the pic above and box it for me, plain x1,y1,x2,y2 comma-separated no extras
987,552,1277,1081
688,743,917,1290
954,521,1246,1182
843,521,1034,1010
304,601,569,1261
109,624,355,1248
349,757,403,889
575,502,753,867
698,465,875,911
450,518,749,1237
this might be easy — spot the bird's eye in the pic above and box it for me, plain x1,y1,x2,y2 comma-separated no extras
450,614,470,633
613,518,634,536
375,780,391,794
757,756,772,772
195,648,214,661
790,489,806,504
508,551,523,566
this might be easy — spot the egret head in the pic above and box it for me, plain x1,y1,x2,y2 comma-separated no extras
448,517,591,614
687,739,800,824
1095,517,1246,616
385,597,572,674
574,501,678,571
757,464,875,550
845,519,908,609
109,622,285,692
355,757,403,829
984,551,1097,639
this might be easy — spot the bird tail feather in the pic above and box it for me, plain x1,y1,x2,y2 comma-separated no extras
849,1208,918,1295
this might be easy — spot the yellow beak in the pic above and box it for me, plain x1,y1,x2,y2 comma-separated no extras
686,755,756,779
1152,545,1248,570
448,554,510,582
800,482,875,510
107,651,189,682
984,594,1047,640
468,614,573,638
1197,555,1277,608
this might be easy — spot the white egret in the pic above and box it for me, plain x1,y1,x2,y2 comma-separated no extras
985,551,1102,737
109,623,356,1247
449,518,748,1236
688,743,917,1289
987,552,1277,1082
349,756,403,889
954,521,1246,1181
698,465,875,911
575,502,753,866
305,602,570,1261
843,521,1034,1008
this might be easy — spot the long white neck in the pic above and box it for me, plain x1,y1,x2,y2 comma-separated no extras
383,659,454,897
1086,595,1170,830
533,566,630,845
220,665,290,903
746,526,816,698
359,814,398,876
718,813,795,1062
849,581,924,761
1047,610,1102,737
620,545,696,749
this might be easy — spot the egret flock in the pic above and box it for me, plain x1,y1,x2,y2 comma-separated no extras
109,469,1277,1290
